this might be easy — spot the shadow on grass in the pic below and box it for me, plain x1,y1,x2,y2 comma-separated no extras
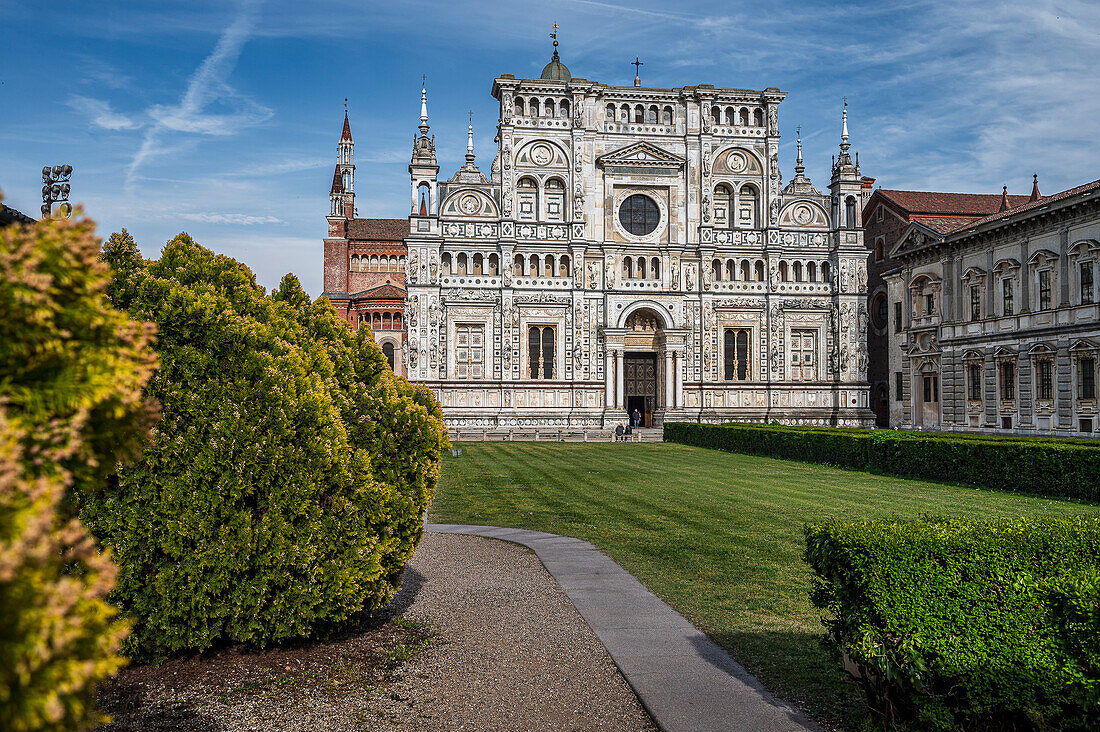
706,629,868,732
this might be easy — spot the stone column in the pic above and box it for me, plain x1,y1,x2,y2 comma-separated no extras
604,351,614,408
664,351,674,411
615,350,625,410
675,350,684,408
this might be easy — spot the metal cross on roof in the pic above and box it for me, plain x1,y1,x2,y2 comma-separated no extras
632,56,644,72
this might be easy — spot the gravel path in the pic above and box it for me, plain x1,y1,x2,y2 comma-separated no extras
370,532,657,731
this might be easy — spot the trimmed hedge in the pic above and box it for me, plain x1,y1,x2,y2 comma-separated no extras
81,232,448,660
0,209,156,730
804,516,1100,730
664,422,1100,501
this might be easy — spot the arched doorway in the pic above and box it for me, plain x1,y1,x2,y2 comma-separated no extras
623,308,662,428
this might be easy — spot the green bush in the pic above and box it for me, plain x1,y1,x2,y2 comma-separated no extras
664,422,1100,500
0,209,157,730
868,431,1100,501
804,516,1100,730
82,232,446,660
663,422,870,469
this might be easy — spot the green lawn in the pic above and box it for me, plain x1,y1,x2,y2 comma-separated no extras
429,442,1100,730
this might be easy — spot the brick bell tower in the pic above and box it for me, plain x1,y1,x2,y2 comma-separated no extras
324,101,355,298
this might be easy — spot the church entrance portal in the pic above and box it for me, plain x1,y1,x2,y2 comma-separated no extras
624,353,657,427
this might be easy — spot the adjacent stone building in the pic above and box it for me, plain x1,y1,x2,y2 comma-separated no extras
862,186,1032,425
884,177,1100,435
392,43,874,433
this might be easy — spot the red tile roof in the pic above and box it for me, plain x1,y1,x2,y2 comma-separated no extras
960,178,1100,231
878,189,1031,216
347,218,410,241
914,216,978,234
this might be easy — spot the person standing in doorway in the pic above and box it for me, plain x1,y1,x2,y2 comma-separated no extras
632,408,641,429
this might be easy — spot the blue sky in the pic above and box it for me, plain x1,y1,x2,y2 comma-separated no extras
2,0,1098,296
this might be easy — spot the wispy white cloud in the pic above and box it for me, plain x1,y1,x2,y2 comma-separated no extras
126,0,270,188
177,212,283,224
68,95,139,130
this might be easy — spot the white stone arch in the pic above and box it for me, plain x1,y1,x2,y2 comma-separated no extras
515,139,569,169
711,146,764,176
617,300,675,330
440,188,499,218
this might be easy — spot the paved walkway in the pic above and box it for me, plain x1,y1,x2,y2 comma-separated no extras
426,524,818,732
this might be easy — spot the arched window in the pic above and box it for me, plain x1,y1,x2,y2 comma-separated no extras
516,97,525,116
738,185,759,228
711,106,721,124
382,342,395,370
489,253,499,275
517,177,538,221
712,259,722,281
740,260,750,281
621,104,630,121
457,252,468,275
514,253,524,276
373,313,382,330
529,254,540,276
652,257,660,279
623,256,633,279
662,106,673,125
647,105,658,123
544,177,565,222
779,261,789,282
726,260,736,280
638,256,647,279
845,196,858,229
545,254,554,276
739,107,749,125
472,253,483,275
753,108,763,127
394,312,402,327
370,254,379,270
417,182,430,215
544,99,554,117
559,255,570,276
559,99,570,118
606,103,615,121
793,262,804,282
634,104,644,123
713,184,732,227
822,261,831,283
755,261,765,281
441,252,452,274
808,262,817,281
530,98,540,117
383,312,392,329
724,108,735,125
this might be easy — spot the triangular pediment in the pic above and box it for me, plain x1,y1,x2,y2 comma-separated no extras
890,222,943,258
597,142,685,170
351,283,407,301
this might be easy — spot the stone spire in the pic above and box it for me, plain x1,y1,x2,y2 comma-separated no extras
466,111,475,165
450,110,486,183
1030,173,1042,202
783,124,820,195
419,78,429,136
999,185,1010,212
795,125,805,176
411,76,436,167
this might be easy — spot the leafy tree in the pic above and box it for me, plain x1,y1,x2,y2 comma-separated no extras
87,233,446,659
0,207,156,730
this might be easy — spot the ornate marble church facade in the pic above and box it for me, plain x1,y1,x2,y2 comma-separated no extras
329,44,875,432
